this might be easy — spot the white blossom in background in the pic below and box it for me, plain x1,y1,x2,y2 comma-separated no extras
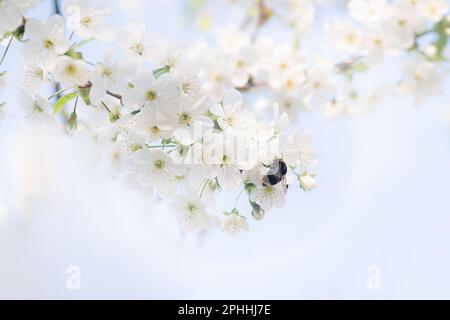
0,1,23,35
172,193,219,232
53,56,90,88
417,0,449,22
325,21,364,54
128,148,181,196
116,23,161,62
21,64,50,94
0,0,41,35
62,0,113,41
18,93,52,118
221,214,249,235
287,0,316,35
348,0,387,29
89,52,136,105
397,56,442,102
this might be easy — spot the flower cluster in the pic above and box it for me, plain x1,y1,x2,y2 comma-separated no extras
3,0,448,234
199,0,450,117
326,0,449,103
0,0,318,235
197,27,337,121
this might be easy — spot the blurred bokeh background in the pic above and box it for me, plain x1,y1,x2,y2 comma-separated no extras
0,0,449,299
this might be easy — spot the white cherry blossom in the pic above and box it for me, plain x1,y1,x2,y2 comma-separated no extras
62,0,113,41
122,71,179,111
171,193,219,232
53,56,90,88
22,15,71,69
221,214,249,235
417,0,449,22
348,0,387,29
250,183,286,211
0,0,39,34
210,89,255,132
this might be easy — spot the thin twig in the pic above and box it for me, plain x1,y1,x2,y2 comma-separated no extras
48,87,75,100
0,36,14,67
199,179,210,199
73,95,79,112
53,0,61,15
106,90,122,100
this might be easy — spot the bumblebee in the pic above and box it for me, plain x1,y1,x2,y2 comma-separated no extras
262,158,289,193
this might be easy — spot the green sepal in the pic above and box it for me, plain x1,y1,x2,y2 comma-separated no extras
78,86,91,105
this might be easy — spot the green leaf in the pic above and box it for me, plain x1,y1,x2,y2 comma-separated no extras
53,92,78,114
152,65,170,78
71,38,94,50
65,49,83,60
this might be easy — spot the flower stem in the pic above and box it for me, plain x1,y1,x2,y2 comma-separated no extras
72,95,79,113
106,90,122,100
48,87,76,100
53,0,61,15
146,144,177,149
199,179,210,199
234,187,246,207
0,36,14,67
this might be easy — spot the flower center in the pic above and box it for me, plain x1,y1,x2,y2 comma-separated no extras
130,144,142,152
263,185,275,196
223,114,236,127
102,66,113,78
414,73,423,82
65,63,78,76
154,159,165,169
398,19,407,27
214,75,223,83
146,90,157,101
32,101,44,113
132,42,144,56
284,100,292,109
182,81,196,94
149,126,161,135
222,154,232,165
43,39,54,49
81,16,93,27
178,112,192,125
345,33,357,45
374,38,382,47
186,202,198,214
285,79,294,90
